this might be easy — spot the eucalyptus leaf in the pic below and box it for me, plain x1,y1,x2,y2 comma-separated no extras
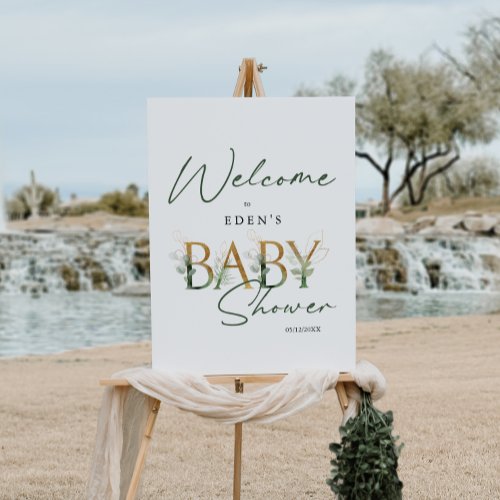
327,391,403,499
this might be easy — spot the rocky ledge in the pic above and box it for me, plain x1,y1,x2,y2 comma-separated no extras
357,212,500,237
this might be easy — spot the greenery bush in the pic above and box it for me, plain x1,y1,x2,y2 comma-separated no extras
7,181,149,219
63,202,102,217
8,184,59,219
98,189,148,217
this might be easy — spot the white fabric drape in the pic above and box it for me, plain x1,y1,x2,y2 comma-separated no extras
88,360,385,500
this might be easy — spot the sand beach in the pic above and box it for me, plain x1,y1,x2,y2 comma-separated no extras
1,314,499,499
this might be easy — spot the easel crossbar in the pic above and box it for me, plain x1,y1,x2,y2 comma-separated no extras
99,372,355,387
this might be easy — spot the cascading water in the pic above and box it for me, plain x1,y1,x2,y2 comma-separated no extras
356,235,500,294
0,230,499,296
1,230,499,356
0,231,146,295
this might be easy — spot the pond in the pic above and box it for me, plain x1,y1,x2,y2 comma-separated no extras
1,291,499,357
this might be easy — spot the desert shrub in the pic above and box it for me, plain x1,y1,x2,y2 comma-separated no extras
63,202,102,217
98,190,148,217
10,184,59,218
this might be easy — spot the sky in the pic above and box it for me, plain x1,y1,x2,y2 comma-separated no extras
0,0,499,202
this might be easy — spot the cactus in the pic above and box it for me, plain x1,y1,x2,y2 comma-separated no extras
25,170,44,219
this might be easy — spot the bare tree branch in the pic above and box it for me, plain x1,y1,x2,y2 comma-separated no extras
414,152,460,204
434,44,479,86
355,151,385,176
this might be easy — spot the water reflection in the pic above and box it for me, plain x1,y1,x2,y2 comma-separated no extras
0,293,151,357
357,291,500,321
1,291,499,357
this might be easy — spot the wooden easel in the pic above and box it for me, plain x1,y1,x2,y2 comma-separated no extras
99,58,355,500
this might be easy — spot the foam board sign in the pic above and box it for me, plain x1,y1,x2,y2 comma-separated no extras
148,97,355,374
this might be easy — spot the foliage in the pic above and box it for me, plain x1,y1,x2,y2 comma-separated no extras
62,202,101,217
327,391,403,499
9,183,58,218
297,49,497,214
213,255,233,287
398,156,500,205
440,17,500,108
98,190,148,217
359,51,496,212
172,254,193,277
296,75,356,97
61,185,148,217
6,197,25,220
444,157,500,197
125,183,140,197
290,259,314,288
7,177,148,219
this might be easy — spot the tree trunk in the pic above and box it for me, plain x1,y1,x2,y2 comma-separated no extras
382,175,390,215
406,177,417,206
414,154,460,205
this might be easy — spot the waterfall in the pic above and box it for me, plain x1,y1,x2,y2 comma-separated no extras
357,235,500,294
0,231,146,295
0,230,499,295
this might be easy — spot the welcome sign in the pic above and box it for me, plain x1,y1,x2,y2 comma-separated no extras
148,98,355,374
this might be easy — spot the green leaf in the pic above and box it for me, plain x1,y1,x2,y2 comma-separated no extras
327,390,403,499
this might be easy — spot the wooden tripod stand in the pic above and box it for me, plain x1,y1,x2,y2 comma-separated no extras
100,372,352,500
99,58,354,500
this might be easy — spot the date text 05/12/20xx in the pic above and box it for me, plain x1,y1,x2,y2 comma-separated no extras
285,326,322,333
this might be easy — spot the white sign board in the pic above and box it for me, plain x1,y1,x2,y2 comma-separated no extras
148,97,355,374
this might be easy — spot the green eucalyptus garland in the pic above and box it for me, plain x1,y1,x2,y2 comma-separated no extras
327,391,403,499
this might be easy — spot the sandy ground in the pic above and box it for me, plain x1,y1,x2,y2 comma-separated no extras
1,314,499,499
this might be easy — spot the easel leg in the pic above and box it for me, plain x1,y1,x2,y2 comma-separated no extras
336,382,349,413
233,379,244,500
126,397,161,500
233,422,243,499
